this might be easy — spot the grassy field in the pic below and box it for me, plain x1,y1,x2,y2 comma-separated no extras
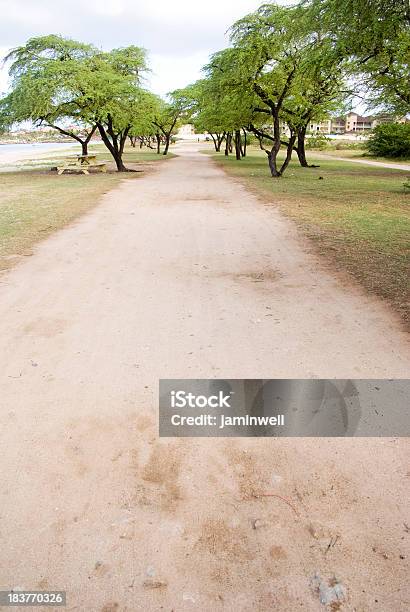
212,147,410,325
0,146,174,272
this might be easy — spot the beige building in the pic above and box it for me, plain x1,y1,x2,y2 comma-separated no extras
308,117,345,134
176,124,195,138
345,113,373,133
306,113,408,135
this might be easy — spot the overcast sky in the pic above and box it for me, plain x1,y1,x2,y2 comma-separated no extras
0,0,289,97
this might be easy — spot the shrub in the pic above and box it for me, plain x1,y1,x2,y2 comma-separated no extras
335,141,366,150
306,133,330,150
367,123,410,158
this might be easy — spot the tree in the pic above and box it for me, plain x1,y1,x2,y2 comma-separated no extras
367,122,410,157
128,91,163,152
201,49,254,159
152,89,191,155
229,3,350,175
182,79,227,152
2,36,98,154
88,47,147,171
229,4,315,176
306,0,410,114
282,37,349,168
1,36,148,170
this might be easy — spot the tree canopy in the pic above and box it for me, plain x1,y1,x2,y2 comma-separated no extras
0,1,408,177
0,35,151,169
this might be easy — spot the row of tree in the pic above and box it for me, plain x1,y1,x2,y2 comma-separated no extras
182,0,410,177
0,1,408,176
0,36,187,171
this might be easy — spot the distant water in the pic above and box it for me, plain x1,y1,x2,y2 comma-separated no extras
0,142,78,159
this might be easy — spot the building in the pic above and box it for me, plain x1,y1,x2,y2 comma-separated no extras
307,114,408,135
308,119,332,134
176,124,195,138
329,117,346,133
345,113,374,133
309,114,375,134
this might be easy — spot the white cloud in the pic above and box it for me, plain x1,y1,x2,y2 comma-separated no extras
0,0,285,96
0,47,10,95
87,0,127,17
147,51,212,96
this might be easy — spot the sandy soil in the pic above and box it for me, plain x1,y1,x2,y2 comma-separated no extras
0,142,77,166
313,152,410,171
0,143,409,611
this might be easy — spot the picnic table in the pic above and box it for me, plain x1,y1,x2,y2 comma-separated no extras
56,154,107,175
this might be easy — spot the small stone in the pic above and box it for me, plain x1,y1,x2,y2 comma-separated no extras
252,518,268,529
308,521,334,540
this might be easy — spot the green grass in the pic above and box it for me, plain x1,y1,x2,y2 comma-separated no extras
212,147,410,325
88,143,177,165
0,146,175,271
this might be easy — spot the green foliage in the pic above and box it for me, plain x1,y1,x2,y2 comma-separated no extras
1,35,150,169
366,123,410,158
128,90,162,139
306,0,410,114
306,133,330,149
222,4,347,173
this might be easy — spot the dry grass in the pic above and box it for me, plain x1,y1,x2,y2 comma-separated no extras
212,147,410,326
0,147,174,271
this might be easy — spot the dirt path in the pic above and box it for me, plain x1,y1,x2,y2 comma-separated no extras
313,152,410,171
0,143,409,611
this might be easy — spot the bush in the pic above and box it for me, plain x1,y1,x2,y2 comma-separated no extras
335,141,366,150
367,123,410,158
305,133,330,150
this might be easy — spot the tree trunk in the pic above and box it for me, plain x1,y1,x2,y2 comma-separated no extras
146,138,155,150
225,132,232,156
209,133,219,151
46,122,96,156
163,134,170,155
156,134,161,154
267,149,281,177
279,132,297,175
114,153,128,172
241,129,247,157
234,129,242,160
97,121,128,172
217,132,225,152
296,126,309,167
81,124,97,156
295,126,319,168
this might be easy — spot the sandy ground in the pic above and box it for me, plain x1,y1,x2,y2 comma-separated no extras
313,152,410,171
0,142,409,611
0,142,77,166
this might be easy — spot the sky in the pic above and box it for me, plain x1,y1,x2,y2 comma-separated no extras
0,0,282,97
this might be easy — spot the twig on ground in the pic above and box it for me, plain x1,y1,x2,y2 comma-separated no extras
254,492,300,516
